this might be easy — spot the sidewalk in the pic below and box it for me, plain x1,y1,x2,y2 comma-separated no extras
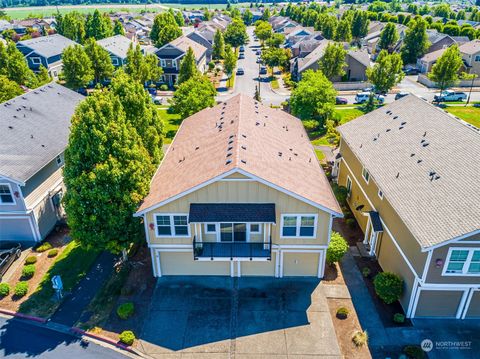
50,251,116,327
270,74,290,96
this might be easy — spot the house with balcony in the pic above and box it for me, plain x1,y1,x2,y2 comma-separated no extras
0,83,84,244
16,34,77,79
135,94,342,278
155,35,207,86
334,95,480,319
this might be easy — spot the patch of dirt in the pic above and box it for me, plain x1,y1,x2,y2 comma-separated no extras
333,217,364,247
0,226,70,313
322,262,345,285
328,298,372,359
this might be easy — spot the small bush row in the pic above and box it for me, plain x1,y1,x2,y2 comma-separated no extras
22,264,36,279
35,242,52,253
14,281,28,297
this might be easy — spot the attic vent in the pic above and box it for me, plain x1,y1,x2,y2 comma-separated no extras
417,159,422,164
241,160,247,164
422,142,429,147
241,146,246,150
226,159,232,165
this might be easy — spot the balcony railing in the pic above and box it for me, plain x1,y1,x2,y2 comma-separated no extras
192,236,272,260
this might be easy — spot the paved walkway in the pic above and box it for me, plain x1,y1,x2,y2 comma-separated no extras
50,252,116,327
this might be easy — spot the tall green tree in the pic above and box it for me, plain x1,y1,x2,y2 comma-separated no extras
242,9,253,25
261,47,291,72
113,20,125,36
84,38,114,83
366,50,404,94
63,91,155,253
125,44,163,84
5,42,37,87
318,42,347,81
151,12,181,47
85,10,113,40
266,33,285,48
334,19,352,42
56,11,86,43
428,45,463,95
223,44,237,79
379,22,399,52
170,76,216,119
62,45,94,90
254,20,273,44
174,10,185,27
290,70,337,126
0,75,23,103
212,29,225,60
320,15,338,40
224,18,248,48
177,47,199,85
36,66,51,86
401,17,430,64
351,10,369,40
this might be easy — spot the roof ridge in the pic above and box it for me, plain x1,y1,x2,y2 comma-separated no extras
233,94,244,168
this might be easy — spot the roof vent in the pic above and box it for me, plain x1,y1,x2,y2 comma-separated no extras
393,116,398,120
241,146,246,150
386,128,391,132
396,172,400,178
228,140,234,145
242,134,246,138
8,126,13,129
241,160,247,164
227,146,233,151
410,153,415,157
399,126,404,130
278,152,282,157
423,131,427,137
195,146,200,150
417,159,422,164
422,142,429,147
360,144,363,148
226,152,232,157
226,159,232,165
229,135,234,139
401,122,406,126
255,122,260,126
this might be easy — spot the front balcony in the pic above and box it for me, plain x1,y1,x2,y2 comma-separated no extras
193,236,272,260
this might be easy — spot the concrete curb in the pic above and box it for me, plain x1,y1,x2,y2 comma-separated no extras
71,327,141,355
0,308,47,323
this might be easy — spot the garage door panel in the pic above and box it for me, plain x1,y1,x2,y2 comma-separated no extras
283,252,320,277
465,291,480,318
415,290,463,318
159,252,230,276
0,218,35,242
241,254,276,276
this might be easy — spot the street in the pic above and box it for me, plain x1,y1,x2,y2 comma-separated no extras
0,316,127,358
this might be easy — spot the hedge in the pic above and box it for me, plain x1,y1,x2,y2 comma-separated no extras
374,272,404,304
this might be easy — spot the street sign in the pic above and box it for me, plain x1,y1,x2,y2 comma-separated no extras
52,275,63,300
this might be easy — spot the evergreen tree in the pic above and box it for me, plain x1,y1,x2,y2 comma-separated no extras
177,47,199,85
429,45,463,95
63,91,155,253
321,15,338,40
113,20,125,36
223,44,237,78
242,9,253,25
151,12,181,47
170,76,216,119
351,10,369,40
212,29,225,60
401,17,430,64
334,19,352,42
84,38,114,83
366,50,404,94
85,10,113,40
56,11,86,44
62,45,94,90
379,22,399,52
174,10,185,27
318,42,347,81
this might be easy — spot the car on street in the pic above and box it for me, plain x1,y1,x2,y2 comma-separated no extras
335,97,348,105
236,67,245,75
434,90,467,102
239,45,245,52
259,66,267,75
147,87,157,96
403,67,420,75
395,91,410,100
256,57,263,63
256,49,261,55
0,242,21,281
152,95,163,105
239,53,245,59
355,92,385,104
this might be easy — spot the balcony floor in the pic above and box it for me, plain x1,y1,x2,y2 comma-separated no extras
194,241,271,259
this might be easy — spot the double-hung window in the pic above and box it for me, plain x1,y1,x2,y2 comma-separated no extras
444,248,480,275
281,215,317,238
0,184,14,204
155,214,189,237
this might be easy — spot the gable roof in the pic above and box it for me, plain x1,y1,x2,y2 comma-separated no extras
348,49,370,68
419,47,447,63
17,34,76,58
0,82,84,184
297,39,331,73
337,95,480,249
166,35,207,61
96,34,133,59
459,39,480,55
136,94,341,216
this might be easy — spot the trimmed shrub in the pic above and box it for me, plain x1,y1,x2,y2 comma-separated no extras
25,256,37,265
332,184,348,206
302,119,320,132
393,313,405,324
208,61,215,70
47,249,59,258
14,281,28,297
362,267,371,278
22,264,35,279
374,272,404,304
403,345,425,359
159,84,168,91
36,242,52,252
0,283,10,297
119,330,135,346
352,330,368,347
117,302,135,320
345,218,357,229
336,307,349,319
326,232,349,265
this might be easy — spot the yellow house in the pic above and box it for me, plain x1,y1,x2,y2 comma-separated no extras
335,95,480,319
135,94,342,278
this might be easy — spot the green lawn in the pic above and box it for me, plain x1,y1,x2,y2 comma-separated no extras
271,78,279,89
226,73,236,89
444,106,480,128
158,108,182,144
314,149,326,163
19,240,100,318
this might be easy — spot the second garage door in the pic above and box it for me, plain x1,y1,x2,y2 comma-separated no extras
415,290,464,318
283,252,320,277
159,252,230,276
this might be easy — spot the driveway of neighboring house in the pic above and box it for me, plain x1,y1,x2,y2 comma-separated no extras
137,276,341,358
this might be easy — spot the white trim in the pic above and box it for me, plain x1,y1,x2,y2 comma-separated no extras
422,250,433,281
237,260,241,277
31,56,42,65
148,244,192,248
155,250,162,277
278,244,328,249
442,247,480,276
422,229,480,252
143,215,151,246
317,251,324,278
218,178,256,182
249,223,262,234
457,290,470,319
0,175,25,186
406,277,420,318
150,248,157,277
230,261,234,277
0,183,16,205
377,189,384,200
205,223,217,234
280,213,318,239
346,175,352,198
461,288,476,319
153,213,191,238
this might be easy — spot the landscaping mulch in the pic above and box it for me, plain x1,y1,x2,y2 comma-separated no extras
328,298,372,359
0,226,70,313
322,262,346,285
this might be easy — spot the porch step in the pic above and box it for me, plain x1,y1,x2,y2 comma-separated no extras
356,242,373,258
349,246,361,257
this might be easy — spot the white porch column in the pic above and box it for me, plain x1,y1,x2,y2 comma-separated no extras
363,215,371,244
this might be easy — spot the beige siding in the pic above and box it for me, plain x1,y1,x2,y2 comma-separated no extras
241,255,276,276
283,252,319,276
465,291,480,318
24,160,63,209
415,290,463,318
159,252,230,276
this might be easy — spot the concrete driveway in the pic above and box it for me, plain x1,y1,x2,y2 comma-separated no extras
137,276,341,358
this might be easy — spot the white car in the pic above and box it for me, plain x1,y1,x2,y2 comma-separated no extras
152,95,163,105
355,92,385,104
434,90,467,102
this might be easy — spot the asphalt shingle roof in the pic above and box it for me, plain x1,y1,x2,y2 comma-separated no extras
337,95,480,248
189,203,276,223
97,35,133,59
18,34,76,58
0,82,84,183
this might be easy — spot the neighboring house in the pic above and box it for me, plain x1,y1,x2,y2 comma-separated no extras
16,34,77,79
0,19,13,32
291,39,330,80
155,36,207,86
459,39,480,77
97,35,134,67
363,23,407,55
134,94,342,278
417,48,447,73
0,83,84,244
425,30,468,54
334,95,480,319
186,30,213,63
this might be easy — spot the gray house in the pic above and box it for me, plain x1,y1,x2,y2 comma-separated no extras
97,34,134,67
186,30,213,63
0,83,83,244
16,34,77,79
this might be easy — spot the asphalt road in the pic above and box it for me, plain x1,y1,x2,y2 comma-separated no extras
0,317,127,358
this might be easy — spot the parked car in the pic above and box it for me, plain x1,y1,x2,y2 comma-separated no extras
152,95,163,105
403,67,420,75
256,57,262,63
256,49,261,55
236,67,245,75
0,242,21,281
434,90,467,102
147,87,157,96
355,92,385,104
259,66,267,75
395,91,410,100
239,53,245,59
335,97,348,105
239,45,245,52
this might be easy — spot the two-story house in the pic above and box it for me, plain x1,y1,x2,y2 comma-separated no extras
334,95,480,319
0,83,83,244
459,39,480,77
155,36,207,86
97,34,134,67
135,94,342,278
16,34,77,79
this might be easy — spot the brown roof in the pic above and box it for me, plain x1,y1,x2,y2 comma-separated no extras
136,94,342,215
459,39,480,55
169,35,207,61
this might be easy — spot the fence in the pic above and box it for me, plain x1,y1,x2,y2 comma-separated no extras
418,74,480,88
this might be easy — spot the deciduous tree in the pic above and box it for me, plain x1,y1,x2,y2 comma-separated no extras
428,45,463,95
85,10,113,40
84,38,114,83
56,11,86,43
334,19,352,42
401,17,430,64
125,44,163,84
0,75,23,103
318,42,347,81
177,47,199,85
62,45,94,90
35,66,51,86
223,44,237,78
366,50,405,94
113,20,125,36
254,20,273,44
224,18,248,48
212,29,225,60
379,23,399,52
170,76,216,119
351,10,369,40
151,12,181,47
5,42,37,87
